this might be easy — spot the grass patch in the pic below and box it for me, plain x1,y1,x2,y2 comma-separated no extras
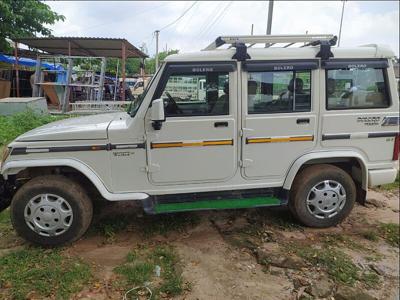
292,244,383,288
253,208,302,231
92,214,131,243
0,248,91,300
360,230,379,242
295,246,359,285
322,233,370,252
114,245,186,298
379,223,399,247
0,110,69,147
0,209,17,249
141,213,200,237
361,271,380,289
0,209,12,236
91,212,200,243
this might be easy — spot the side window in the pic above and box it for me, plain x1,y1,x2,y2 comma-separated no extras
160,72,229,116
248,70,311,114
326,68,390,109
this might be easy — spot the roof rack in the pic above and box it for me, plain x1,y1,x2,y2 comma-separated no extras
203,34,336,50
203,34,338,61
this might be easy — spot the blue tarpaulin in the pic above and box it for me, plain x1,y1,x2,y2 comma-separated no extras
0,53,64,71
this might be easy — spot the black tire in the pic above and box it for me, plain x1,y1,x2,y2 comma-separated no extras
10,175,93,246
289,164,356,228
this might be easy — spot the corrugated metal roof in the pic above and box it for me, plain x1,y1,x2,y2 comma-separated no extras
13,37,148,58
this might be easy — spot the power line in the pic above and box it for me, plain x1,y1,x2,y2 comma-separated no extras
159,2,198,31
200,1,233,39
196,2,225,37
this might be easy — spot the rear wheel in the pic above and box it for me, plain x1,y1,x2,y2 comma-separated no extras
289,164,356,228
11,175,93,246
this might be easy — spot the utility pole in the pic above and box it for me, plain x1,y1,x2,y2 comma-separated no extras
338,0,346,47
251,24,254,35
155,30,160,71
265,0,274,47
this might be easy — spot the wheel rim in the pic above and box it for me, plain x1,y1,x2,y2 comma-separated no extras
306,180,346,219
24,193,73,237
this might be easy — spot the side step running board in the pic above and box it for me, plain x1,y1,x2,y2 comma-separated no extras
142,188,288,214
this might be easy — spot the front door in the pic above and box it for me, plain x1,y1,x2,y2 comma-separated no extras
145,62,238,185
241,61,319,181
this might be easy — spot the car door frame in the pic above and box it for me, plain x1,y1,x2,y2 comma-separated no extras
144,61,240,185
239,60,320,181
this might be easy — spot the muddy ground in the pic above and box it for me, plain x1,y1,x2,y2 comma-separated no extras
1,188,399,300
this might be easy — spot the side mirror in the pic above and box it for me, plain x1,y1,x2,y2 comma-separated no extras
151,98,165,130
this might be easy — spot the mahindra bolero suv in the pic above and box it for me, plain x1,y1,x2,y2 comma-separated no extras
1,35,399,246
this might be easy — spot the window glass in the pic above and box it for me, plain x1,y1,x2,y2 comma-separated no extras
326,68,390,109
248,70,311,114
161,73,229,116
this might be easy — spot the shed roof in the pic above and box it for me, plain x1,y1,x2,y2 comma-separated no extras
13,37,148,58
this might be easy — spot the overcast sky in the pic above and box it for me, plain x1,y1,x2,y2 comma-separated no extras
47,1,399,57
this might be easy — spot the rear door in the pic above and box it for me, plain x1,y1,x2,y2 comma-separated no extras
241,60,319,180
321,59,399,162
145,62,238,185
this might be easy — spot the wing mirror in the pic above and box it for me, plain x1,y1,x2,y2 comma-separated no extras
151,98,165,130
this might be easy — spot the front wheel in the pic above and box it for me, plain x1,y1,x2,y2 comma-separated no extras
289,164,356,228
11,175,93,246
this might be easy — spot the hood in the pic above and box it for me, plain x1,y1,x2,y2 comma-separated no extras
16,113,120,142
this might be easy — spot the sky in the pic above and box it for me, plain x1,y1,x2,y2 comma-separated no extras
46,1,399,57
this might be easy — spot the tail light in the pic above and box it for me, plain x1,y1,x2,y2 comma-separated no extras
393,134,400,161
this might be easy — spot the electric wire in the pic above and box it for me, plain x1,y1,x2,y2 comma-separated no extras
196,2,225,37
158,1,198,31
200,1,233,39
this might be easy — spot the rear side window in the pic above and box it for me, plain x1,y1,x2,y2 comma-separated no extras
248,70,311,114
326,67,390,110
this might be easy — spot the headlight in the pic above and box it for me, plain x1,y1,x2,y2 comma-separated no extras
1,147,10,163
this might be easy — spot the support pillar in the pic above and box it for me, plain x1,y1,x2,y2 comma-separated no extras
121,42,126,101
14,42,20,97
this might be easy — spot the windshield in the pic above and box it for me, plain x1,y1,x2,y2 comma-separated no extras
128,66,162,117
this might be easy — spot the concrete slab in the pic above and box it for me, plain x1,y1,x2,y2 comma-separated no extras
0,97,48,116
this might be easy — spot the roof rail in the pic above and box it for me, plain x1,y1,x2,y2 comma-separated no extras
203,34,336,51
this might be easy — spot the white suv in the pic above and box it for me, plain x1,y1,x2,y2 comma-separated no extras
1,35,399,246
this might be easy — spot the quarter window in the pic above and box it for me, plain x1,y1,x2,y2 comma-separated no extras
248,70,311,114
160,72,229,116
326,67,390,109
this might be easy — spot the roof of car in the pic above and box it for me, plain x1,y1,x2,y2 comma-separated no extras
164,44,395,63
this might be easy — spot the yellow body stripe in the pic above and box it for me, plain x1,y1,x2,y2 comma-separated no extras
247,136,313,144
151,139,233,149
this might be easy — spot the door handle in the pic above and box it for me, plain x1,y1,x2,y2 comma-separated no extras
296,118,310,124
214,121,229,128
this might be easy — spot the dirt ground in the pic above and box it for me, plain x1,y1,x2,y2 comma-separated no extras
1,188,399,300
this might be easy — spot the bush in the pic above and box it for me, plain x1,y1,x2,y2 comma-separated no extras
0,110,68,147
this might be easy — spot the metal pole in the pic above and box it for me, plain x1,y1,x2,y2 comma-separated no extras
68,41,71,56
338,0,346,47
121,42,126,101
62,58,73,113
114,59,119,101
97,57,106,101
33,56,41,97
155,30,160,71
14,42,20,97
265,0,274,47
251,24,254,35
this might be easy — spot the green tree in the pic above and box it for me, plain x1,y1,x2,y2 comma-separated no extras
0,0,64,51
106,58,142,77
145,49,179,74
